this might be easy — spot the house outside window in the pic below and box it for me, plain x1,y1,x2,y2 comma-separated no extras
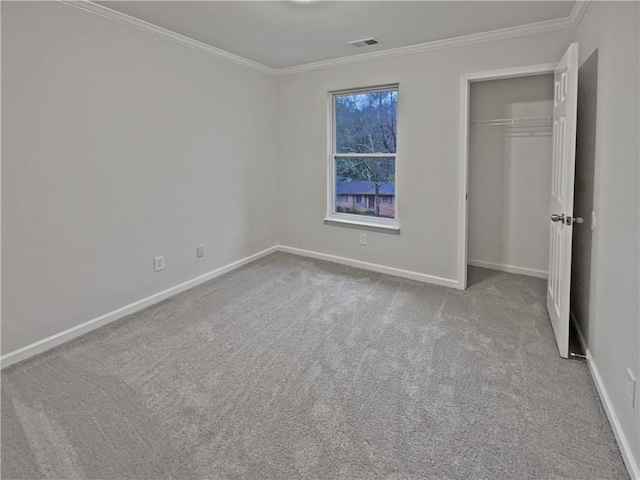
327,84,398,227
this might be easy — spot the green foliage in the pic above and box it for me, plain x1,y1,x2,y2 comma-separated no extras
335,90,397,187
335,90,397,154
336,157,394,185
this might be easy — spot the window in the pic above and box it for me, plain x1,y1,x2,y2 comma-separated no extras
328,85,398,227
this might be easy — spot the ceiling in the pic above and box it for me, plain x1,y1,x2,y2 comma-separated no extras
96,1,576,70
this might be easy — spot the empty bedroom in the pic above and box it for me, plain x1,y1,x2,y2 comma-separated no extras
2,1,639,479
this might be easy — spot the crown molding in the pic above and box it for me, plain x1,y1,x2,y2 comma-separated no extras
570,0,591,27
58,0,589,78
275,1,590,76
57,0,277,76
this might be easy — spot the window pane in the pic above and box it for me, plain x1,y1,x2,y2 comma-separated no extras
335,89,397,154
335,157,395,219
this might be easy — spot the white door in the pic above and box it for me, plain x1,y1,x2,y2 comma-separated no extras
547,43,579,358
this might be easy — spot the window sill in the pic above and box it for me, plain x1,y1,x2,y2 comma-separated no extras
323,216,400,234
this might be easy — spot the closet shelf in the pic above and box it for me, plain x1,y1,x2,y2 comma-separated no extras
469,116,552,126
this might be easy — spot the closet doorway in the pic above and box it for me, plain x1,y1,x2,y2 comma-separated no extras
467,74,554,280
458,45,580,358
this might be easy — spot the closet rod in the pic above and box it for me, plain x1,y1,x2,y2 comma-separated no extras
469,116,552,126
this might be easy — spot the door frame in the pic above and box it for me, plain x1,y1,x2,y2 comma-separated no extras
457,62,558,290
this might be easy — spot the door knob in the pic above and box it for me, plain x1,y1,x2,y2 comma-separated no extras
551,213,565,223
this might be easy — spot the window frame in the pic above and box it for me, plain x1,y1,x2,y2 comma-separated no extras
325,84,400,231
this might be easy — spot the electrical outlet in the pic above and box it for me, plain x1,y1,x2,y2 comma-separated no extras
359,232,367,245
154,255,165,272
626,368,636,409
196,245,205,258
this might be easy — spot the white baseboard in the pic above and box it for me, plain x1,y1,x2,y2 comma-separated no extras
467,259,548,279
570,313,640,480
278,245,459,289
0,245,278,369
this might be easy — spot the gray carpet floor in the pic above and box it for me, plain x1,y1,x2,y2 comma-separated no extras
1,252,628,479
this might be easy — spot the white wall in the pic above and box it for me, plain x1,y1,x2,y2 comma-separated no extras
277,30,574,283
1,2,278,354
468,75,553,275
575,1,640,473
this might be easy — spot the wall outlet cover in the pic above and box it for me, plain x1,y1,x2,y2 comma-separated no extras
154,255,165,272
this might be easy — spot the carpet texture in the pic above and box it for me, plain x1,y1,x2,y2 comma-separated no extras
1,252,628,479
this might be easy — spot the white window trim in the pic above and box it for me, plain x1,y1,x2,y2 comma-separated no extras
326,84,400,231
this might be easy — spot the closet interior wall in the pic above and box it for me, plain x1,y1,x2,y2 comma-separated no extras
468,74,554,278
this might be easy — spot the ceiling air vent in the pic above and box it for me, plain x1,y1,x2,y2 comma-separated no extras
348,37,380,48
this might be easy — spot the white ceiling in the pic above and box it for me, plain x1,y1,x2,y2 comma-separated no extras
96,1,576,69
